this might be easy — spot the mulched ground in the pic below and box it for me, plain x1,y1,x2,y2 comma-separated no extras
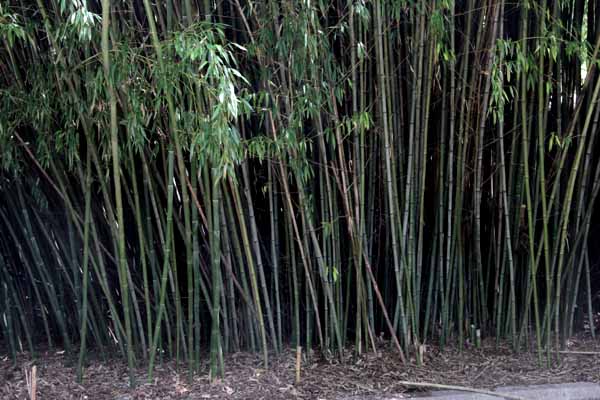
2,336,600,399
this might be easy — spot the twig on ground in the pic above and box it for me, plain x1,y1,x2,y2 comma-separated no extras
535,350,600,355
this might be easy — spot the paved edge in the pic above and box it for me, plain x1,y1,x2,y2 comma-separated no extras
340,382,600,400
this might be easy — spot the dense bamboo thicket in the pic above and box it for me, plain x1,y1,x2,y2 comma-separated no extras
1,0,600,384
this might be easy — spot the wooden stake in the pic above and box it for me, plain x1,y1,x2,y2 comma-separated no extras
295,346,302,385
26,365,37,400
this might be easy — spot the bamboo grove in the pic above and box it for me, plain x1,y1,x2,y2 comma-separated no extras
1,0,600,384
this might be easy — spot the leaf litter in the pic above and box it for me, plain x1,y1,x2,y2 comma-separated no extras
2,335,600,400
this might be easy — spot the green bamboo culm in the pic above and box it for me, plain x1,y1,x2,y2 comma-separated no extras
76,149,93,383
101,0,135,386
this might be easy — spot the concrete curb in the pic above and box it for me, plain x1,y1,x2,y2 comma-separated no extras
341,382,600,400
